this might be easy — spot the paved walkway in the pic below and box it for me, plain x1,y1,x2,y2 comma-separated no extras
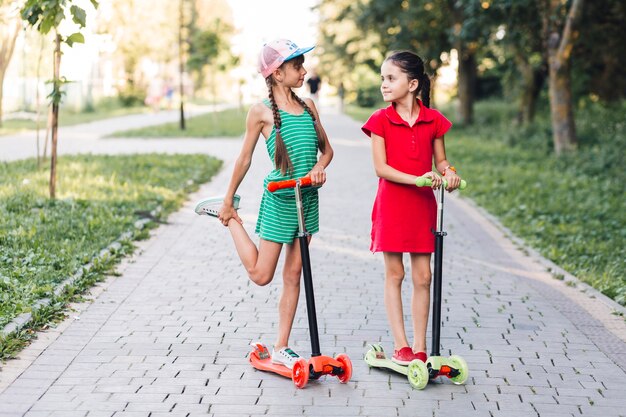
0,104,235,162
0,108,625,417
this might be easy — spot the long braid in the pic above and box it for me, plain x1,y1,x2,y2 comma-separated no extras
266,77,293,175
290,90,327,153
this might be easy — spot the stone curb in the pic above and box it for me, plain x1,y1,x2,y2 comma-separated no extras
0,217,153,339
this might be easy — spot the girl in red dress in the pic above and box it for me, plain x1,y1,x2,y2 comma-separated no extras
362,51,462,365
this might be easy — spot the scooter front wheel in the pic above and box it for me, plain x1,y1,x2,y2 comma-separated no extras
407,359,429,390
292,358,310,388
335,354,352,383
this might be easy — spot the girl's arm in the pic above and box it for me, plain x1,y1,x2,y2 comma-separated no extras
305,98,333,185
218,104,265,225
433,136,461,190
371,133,443,188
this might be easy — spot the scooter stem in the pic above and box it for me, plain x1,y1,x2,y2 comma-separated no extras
431,186,446,357
295,181,322,357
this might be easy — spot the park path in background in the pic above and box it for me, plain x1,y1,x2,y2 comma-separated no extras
0,104,237,162
0,105,625,417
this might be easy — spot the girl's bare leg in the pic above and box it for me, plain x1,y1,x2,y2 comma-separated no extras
410,253,432,353
383,252,410,349
227,219,282,286
274,236,311,349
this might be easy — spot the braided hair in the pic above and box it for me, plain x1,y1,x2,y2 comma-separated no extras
265,56,327,175
385,51,431,108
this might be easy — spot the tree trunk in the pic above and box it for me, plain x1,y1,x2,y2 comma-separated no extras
548,56,577,154
544,0,584,155
178,0,186,130
50,34,61,199
457,45,476,126
516,54,535,124
530,67,547,120
515,52,546,125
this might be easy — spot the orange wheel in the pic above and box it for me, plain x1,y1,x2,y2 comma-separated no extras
335,354,352,383
292,358,309,388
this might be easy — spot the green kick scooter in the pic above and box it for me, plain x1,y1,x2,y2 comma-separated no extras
365,176,469,389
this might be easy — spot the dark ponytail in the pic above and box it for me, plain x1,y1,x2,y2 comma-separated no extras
420,73,431,108
386,51,431,108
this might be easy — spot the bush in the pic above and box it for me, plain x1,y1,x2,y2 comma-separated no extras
117,84,147,108
356,84,382,108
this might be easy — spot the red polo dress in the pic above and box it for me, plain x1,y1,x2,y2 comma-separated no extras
362,100,452,253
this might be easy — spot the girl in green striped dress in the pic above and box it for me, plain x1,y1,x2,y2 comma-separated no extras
195,39,333,369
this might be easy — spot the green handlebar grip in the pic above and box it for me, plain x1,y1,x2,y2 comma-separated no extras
415,176,467,190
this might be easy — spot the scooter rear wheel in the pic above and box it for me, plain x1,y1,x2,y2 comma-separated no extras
335,354,352,383
448,355,469,385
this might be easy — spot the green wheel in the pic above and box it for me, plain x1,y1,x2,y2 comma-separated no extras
407,360,428,390
448,355,469,385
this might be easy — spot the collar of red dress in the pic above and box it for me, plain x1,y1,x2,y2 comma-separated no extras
384,99,435,126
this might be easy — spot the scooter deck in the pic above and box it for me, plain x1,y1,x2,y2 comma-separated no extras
366,356,410,376
365,344,429,389
364,344,408,376
248,349,293,379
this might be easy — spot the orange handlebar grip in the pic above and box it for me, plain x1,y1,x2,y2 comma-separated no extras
267,177,312,192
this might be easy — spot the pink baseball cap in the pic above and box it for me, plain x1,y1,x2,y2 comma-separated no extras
258,39,315,78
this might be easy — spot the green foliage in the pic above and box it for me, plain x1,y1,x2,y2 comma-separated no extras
0,154,222,331
186,8,237,93
21,0,98,109
355,84,383,108
21,0,96,37
187,20,232,74
109,107,247,138
448,100,625,305
45,76,71,106
572,2,626,102
117,83,147,108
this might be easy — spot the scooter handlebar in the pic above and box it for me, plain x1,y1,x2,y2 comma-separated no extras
267,177,312,193
415,176,467,190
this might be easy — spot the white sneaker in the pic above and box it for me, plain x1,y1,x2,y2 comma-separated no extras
194,194,240,217
271,347,301,369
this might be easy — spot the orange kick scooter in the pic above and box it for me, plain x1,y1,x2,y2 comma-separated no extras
247,177,352,388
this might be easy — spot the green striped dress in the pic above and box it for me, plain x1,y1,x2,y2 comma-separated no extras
255,101,320,244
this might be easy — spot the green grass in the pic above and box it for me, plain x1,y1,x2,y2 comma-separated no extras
345,104,380,123
110,107,247,138
347,99,626,306
0,154,222,357
0,101,149,136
